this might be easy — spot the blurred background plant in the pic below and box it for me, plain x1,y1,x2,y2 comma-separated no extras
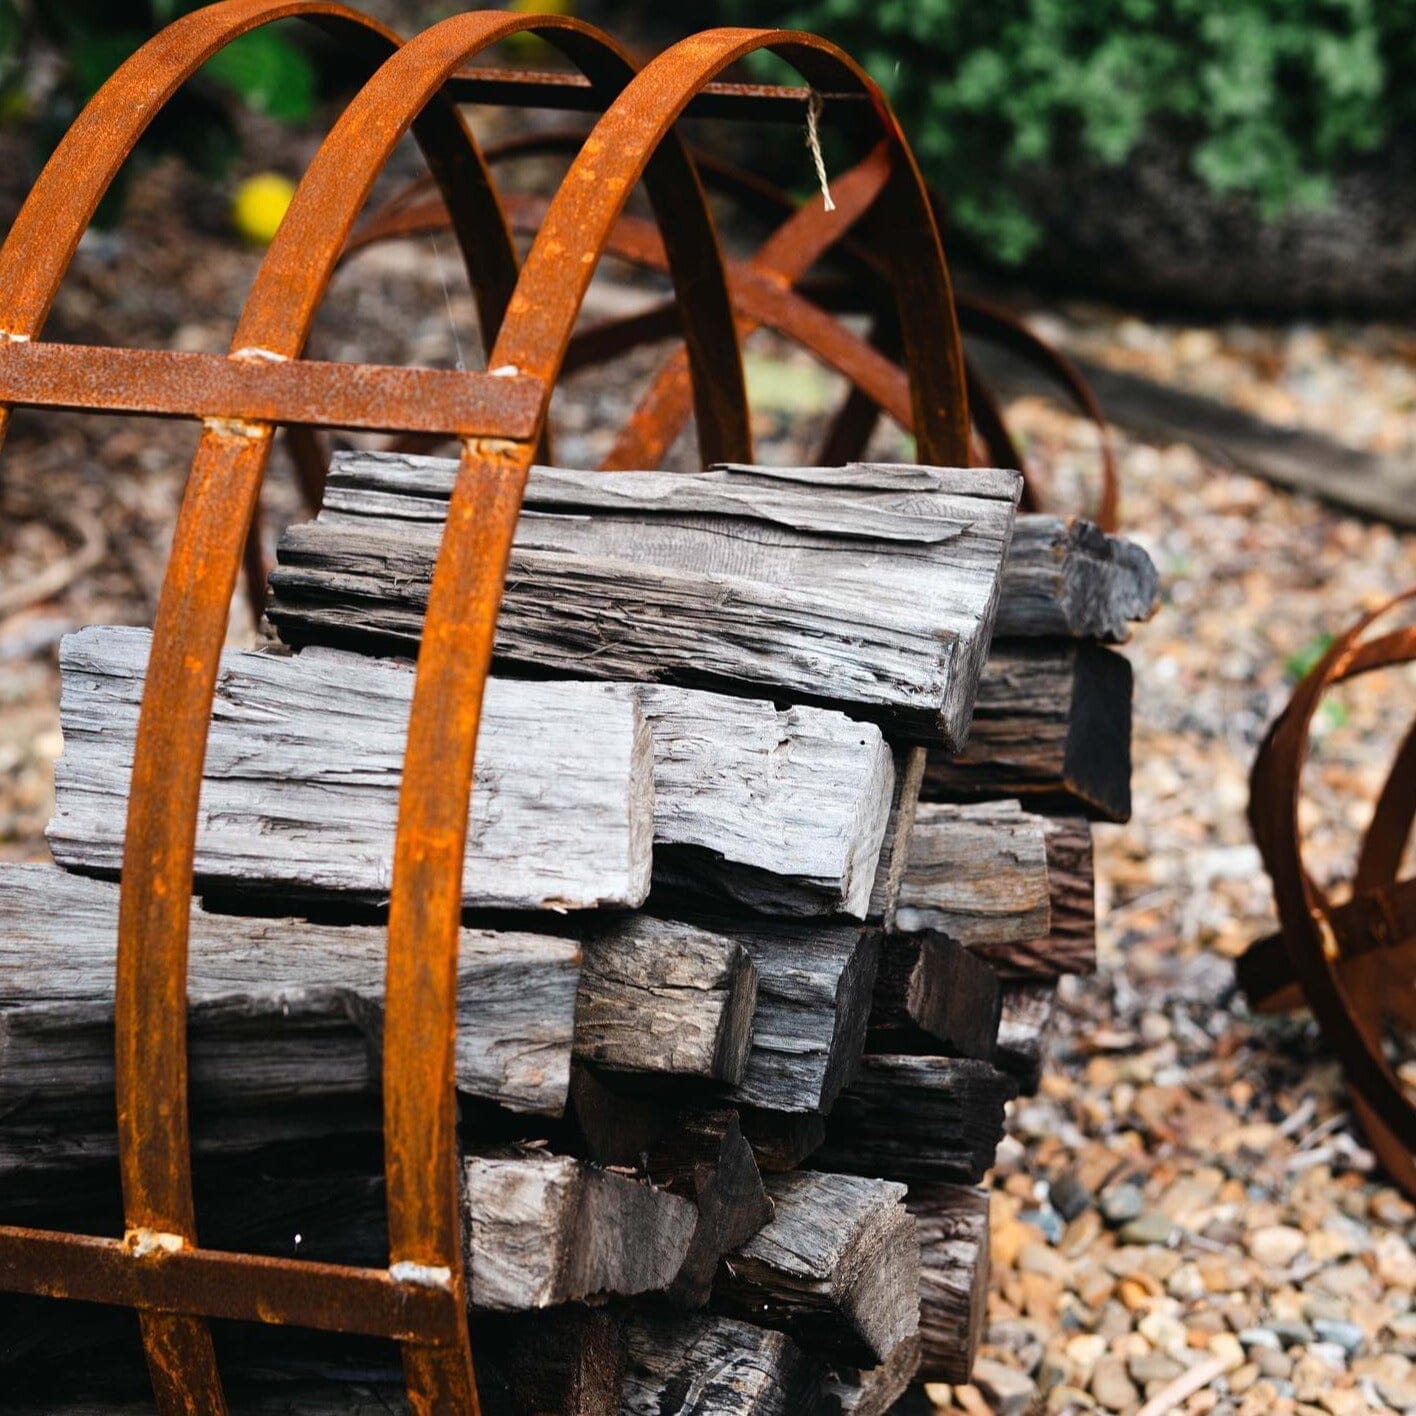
719,0,1416,266
0,0,320,222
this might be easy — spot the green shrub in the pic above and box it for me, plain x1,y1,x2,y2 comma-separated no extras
728,0,1416,261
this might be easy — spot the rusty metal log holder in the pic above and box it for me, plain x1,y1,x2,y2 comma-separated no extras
0,5,972,1411
1241,590,1416,1198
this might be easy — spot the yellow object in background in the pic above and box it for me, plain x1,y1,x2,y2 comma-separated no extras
504,0,576,57
231,172,296,246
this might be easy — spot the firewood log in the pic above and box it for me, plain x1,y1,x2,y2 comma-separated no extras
910,1182,991,1382
996,980,1060,1095
267,453,1020,747
867,931,1002,1060
825,1333,922,1415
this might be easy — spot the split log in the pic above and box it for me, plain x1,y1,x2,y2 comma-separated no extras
711,1170,919,1367
621,1312,831,1416
464,1149,695,1311
478,1307,626,1416
1003,815,1096,980
995,980,1059,1095
575,919,758,1085
818,1055,1017,1184
645,1109,773,1307
54,626,899,920
865,745,926,928
51,626,653,912
826,1333,922,1415
867,932,1002,1060
723,921,880,1115
910,1182,991,1383
738,1109,827,1175
925,640,1133,821
267,453,1021,747
894,801,1051,945
996,515,1159,643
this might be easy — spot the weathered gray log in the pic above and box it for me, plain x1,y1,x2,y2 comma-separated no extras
865,745,926,927
465,1148,696,1310
722,921,880,1115
924,640,1133,821
867,932,1002,1060
267,453,1021,746
646,1109,773,1307
54,626,898,919
575,919,758,1085
711,1169,919,1367
826,1333,922,1416
621,1313,831,1416
909,1182,991,1383
894,801,1051,945
996,515,1159,642
818,1055,1017,1184
996,980,1060,1095
51,626,652,912
0,863,578,1128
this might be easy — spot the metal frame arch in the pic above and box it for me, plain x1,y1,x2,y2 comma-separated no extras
1249,594,1416,1167
490,27,969,467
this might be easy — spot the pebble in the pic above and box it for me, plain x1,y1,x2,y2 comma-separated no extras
1100,1183,1145,1226
1050,1171,1093,1222
1254,1347,1294,1381
1129,1349,1185,1384
1238,1328,1282,1351
1264,1320,1315,1348
1089,1356,1139,1412
1138,1311,1187,1353
1118,1211,1176,1246
1247,1226,1308,1268
1310,1319,1364,1356
970,1356,1039,1416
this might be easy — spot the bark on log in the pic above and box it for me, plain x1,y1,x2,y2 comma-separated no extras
925,640,1133,821
711,1170,920,1368
51,626,653,912
818,1055,1017,1184
996,515,1159,643
54,626,898,920
894,801,1051,945
645,1109,773,1307
995,980,1060,1095
575,919,758,1085
909,1182,991,1383
621,1312,831,1416
867,931,1002,1061
267,453,1020,747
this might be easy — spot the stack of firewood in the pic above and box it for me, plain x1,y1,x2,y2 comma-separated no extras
0,456,1155,1413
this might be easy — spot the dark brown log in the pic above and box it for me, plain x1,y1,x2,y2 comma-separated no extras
867,931,1002,1060
646,1109,773,1307
621,1312,831,1416
738,1109,827,1175
894,801,1051,946
268,453,1020,747
576,919,759,1085
1004,815,1096,980
711,1170,919,1367
995,980,1060,1095
996,515,1159,643
477,1307,625,1416
925,640,1133,821
818,1055,1017,1184
910,1182,991,1383
825,1333,922,1415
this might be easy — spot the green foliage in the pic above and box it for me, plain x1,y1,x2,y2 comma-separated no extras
0,1,317,212
729,0,1416,260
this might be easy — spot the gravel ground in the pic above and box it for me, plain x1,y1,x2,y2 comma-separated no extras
0,141,1414,1416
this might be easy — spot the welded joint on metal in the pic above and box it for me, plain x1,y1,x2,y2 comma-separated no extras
124,1228,186,1259
202,415,269,440
0,329,30,343
488,364,520,376
389,1262,455,1291
231,346,290,364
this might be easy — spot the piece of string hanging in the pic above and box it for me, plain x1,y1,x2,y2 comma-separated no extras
805,90,836,213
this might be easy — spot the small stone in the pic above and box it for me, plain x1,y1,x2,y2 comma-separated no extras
1063,1208,1105,1259
1369,1189,1415,1226
1311,1261,1373,1299
1229,1363,1260,1396
1066,1333,1109,1379
1210,1333,1245,1372
1307,1343,1347,1370
1023,1206,1066,1245
1129,1350,1184,1385
1047,1385,1097,1413
1374,1232,1416,1287
1300,1297,1350,1325
1138,1312,1187,1353
1263,1320,1315,1348
1020,1242,1070,1280
1254,1348,1293,1381
1311,1320,1364,1357
1315,1389,1365,1416
1050,1170,1093,1222
1247,1226,1307,1269
1238,1329,1282,1351
1119,1212,1176,1246
971,1357,1039,1416
1090,1356,1140,1412
1100,1183,1146,1227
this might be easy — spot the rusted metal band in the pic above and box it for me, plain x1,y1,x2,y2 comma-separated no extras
1247,595,1416,1169
0,341,542,435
